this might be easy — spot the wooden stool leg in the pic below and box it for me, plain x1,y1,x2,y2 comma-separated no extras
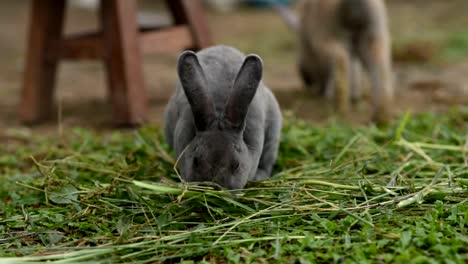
100,0,148,126
166,0,213,50
19,0,66,124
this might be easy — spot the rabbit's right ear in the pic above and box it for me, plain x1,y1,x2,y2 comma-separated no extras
224,55,263,132
178,51,215,131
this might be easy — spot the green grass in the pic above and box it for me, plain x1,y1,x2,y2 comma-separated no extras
0,108,467,263
393,30,468,65
439,31,468,62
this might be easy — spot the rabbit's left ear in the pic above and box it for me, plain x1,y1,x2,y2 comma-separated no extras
224,55,263,132
178,50,216,132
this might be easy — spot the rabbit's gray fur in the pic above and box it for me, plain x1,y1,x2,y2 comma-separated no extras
164,45,282,190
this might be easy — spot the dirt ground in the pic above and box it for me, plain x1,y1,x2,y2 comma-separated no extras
0,0,467,133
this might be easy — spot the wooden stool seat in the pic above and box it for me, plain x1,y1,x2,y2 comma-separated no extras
20,0,212,126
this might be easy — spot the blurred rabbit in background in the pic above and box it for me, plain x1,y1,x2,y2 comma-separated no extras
274,0,394,123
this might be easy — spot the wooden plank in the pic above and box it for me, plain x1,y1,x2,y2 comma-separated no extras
140,25,192,54
19,0,66,123
166,0,213,50
60,25,192,59
100,0,148,126
61,31,103,59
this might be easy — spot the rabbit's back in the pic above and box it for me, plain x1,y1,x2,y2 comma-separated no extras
196,46,251,112
173,45,270,119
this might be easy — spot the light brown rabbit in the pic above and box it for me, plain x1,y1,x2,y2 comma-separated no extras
275,0,394,123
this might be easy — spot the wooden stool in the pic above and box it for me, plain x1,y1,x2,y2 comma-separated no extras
19,0,212,126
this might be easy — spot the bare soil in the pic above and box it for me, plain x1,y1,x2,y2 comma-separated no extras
0,0,467,133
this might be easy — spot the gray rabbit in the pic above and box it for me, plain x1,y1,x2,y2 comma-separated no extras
164,46,282,190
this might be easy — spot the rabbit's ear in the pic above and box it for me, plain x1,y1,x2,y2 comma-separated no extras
224,55,263,131
178,51,215,131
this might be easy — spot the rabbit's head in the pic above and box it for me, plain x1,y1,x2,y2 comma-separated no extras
177,51,263,190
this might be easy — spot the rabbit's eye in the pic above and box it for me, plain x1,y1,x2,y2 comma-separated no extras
193,157,199,168
231,161,240,171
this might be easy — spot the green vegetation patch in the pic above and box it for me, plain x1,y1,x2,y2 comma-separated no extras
393,31,468,64
0,108,467,263
440,31,468,62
